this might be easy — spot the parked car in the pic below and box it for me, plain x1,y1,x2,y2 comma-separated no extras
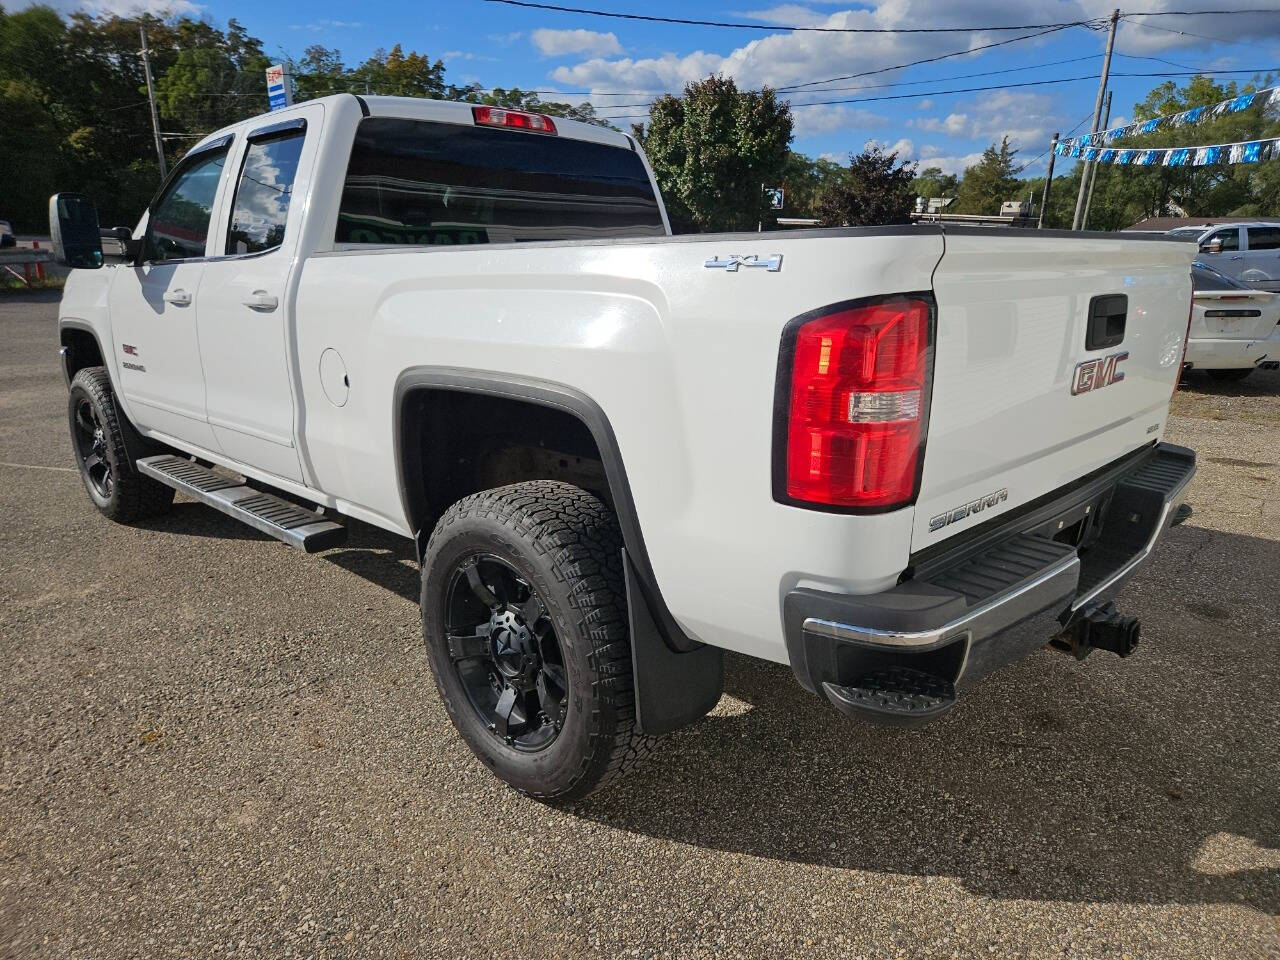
0,220,15,248
1167,221,1280,291
48,95,1198,802
1184,260,1280,381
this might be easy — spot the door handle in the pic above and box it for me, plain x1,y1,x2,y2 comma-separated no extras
1228,255,1243,260
243,290,278,312
163,288,192,306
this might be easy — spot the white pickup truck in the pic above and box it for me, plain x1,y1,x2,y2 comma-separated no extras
51,94,1198,801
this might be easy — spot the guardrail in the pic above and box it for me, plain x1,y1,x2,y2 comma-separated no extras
0,244,54,287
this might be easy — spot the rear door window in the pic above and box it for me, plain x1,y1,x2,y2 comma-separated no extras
1247,226,1280,251
226,127,306,255
335,117,666,246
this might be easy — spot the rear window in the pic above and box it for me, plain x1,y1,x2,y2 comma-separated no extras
335,117,666,246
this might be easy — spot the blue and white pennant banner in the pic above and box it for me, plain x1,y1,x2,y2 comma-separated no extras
1054,136,1280,166
1060,84,1280,149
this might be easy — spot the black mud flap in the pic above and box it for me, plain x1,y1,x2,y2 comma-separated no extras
624,550,723,736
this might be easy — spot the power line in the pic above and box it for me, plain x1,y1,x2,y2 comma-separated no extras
481,0,1104,34
597,68,1280,115
1123,8,1280,17
777,25,1082,92
1015,112,1095,175
1124,18,1280,51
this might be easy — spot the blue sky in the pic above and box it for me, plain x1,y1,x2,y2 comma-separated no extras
30,1,1280,176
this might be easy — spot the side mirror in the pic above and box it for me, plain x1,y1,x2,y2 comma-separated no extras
100,226,140,264
48,193,103,269
1200,238,1223,255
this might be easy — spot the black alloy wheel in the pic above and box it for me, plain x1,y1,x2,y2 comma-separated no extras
66,366,174,522
420,481,652,802
444,554,568,751
71,394,113,501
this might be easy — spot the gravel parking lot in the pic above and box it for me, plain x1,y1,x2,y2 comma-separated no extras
1,291,1276,959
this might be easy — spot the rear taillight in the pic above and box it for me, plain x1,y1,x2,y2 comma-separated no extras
1174,286,1194,395
472,106,557,134
778,297,932,510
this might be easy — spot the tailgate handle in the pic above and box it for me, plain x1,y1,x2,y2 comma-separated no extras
1086,294,1127,350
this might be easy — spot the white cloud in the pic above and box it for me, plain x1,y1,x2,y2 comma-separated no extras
443,51,498,63
733,5,831,27
13,0,205,14
886,137,915,158
552,0,1280,129
910,90,1061,151
792,105,888,137
917,144,985,175
553,2,1078,128
817,151,847,165
532,29,624,58
290,19,364,32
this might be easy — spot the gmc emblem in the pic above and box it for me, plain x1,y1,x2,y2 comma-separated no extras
1072,351,1127,395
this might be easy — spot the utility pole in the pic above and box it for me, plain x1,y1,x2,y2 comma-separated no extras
140,25,167,179
1081,91,1112,230
1039,132,1059,229
1072,8,1119,230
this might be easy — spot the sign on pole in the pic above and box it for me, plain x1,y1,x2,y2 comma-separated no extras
266,64,293,112
765,187,785,211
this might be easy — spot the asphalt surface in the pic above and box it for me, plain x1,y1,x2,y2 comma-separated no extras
1,291,1277,959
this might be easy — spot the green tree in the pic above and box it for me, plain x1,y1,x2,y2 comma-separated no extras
633,75,793,232
953,137,1020,215
292,45,351,100
154,19,270,134
770,150,844,220
911,166,958,199
815,143,917,227
349,44,445,98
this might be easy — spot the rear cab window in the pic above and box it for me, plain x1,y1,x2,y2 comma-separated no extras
335,117,666,247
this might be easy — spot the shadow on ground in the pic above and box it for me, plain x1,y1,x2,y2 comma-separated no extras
134,495,1280,915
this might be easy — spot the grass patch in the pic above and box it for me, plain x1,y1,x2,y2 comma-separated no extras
0,272,65,294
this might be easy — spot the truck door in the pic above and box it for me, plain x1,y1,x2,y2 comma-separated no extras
195,110,320,482
108,139,233,450
1242,225,1280,291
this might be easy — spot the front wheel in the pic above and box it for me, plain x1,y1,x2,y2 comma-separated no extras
68,367,174,522
421,481,652,803
1205,368,1253,382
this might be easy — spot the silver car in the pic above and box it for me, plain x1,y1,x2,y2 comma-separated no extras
1168,221,1280,291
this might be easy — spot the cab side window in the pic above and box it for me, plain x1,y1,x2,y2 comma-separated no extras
144,146,229,262
226,129,306,255
1206,228,1239,252
1247,226,1280,251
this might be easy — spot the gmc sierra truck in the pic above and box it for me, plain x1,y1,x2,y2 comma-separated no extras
50,94,1198,802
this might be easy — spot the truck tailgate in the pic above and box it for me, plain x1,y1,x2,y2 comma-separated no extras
912,230,1196,551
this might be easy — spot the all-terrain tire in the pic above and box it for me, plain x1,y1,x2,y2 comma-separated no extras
421,481,654,803
1205,368,1253,383
68,366,175,522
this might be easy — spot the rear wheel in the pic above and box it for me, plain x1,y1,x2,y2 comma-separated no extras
421,481,652,802
68,367,174,522
1205,368,1253,382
